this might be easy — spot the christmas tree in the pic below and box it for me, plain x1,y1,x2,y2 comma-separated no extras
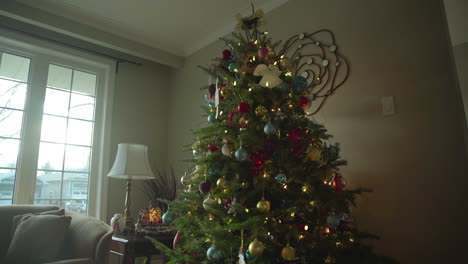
151,9,396,264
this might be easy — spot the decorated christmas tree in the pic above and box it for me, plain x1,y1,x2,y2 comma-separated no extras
151,8,396,264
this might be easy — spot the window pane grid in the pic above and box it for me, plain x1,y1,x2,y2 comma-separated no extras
0,76,27,84
0,51,30,204
35,64,96,213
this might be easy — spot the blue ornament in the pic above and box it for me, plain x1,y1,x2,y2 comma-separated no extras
327,214,341,228
228,62,238,72
207,246,223,261
208,168,220,177
292,76,308,93
328,146,338,160
207,114,215,123
162,212,175,224
264,122,276,136
275,173,287,184
277,82,290,92
235,147,248,161
245,250,257,261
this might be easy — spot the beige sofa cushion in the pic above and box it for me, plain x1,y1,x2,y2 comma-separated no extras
0,205,59,258
5,215,72,264
10,209,65,236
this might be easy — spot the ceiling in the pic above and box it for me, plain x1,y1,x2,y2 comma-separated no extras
16,0,288,57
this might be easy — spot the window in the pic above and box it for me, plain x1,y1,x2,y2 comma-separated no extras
0,52,30,205
0,32,114,218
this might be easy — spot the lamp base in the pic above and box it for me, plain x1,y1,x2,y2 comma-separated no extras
123,216,135,233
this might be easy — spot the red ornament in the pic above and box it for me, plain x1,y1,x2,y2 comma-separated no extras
258,47,270,58
222,49,232,59
208,144,220,152
288,129,304,142
299,96,309,107
173,231,182,249
208,84,216,95
333,173,343,191
247,42,255,47
238,102,250,113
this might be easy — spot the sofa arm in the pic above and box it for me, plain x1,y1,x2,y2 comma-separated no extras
44,258,92,264
64,211,113,263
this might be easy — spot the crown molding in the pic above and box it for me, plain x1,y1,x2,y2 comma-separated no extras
183,0,289,56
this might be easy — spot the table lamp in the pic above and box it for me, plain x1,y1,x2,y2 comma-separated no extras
108,143,155,232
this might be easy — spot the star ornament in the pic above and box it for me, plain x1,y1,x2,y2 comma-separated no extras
254,64,283,88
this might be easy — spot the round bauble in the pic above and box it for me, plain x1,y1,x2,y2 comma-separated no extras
248,239,265,257
207,246,223,261
162,212,175,224
255,105,268,117
173,231,181,249
245,250,257,261
292,76,308,93
207,114,215,123
216,177,229,189
281,245,296,261
207,168,220,177
237,102,250,113
256,199,271,213
222,49,232,60
328,146,338,160
203,197,217,210
299,96,309,107
275,172,287,184
235,147,248,161
221,86,233,97
228,62,238,72
264,121,276,136
327,214,341,228
199,180,211,193
258,47,270,58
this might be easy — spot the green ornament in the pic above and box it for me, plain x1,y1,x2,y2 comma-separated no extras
228,62,238,72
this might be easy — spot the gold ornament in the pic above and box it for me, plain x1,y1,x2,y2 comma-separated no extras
221,86,233,97
255,105,268,117
308,147,322,161
281,244,296,261
311,138,323,148
324,255,336,264
248,239,265,256
256,199,271,213
216,177,229,189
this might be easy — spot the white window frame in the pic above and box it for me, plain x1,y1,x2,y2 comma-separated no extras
0,29,115,220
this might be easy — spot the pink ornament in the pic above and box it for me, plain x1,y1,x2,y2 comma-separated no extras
173,231,182,249
258,47,270,58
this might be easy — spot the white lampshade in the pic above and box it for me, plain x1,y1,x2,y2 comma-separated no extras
108,143,155,180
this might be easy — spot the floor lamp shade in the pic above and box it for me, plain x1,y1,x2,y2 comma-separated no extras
108,143,155,180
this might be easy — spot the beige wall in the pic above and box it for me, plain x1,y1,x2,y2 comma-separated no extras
167,0,468,263
452,43,468,153
107,61,171,222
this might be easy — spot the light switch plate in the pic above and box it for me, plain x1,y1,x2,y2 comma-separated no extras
381,96,396,116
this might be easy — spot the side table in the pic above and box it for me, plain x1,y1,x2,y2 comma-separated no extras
109,232,174,264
